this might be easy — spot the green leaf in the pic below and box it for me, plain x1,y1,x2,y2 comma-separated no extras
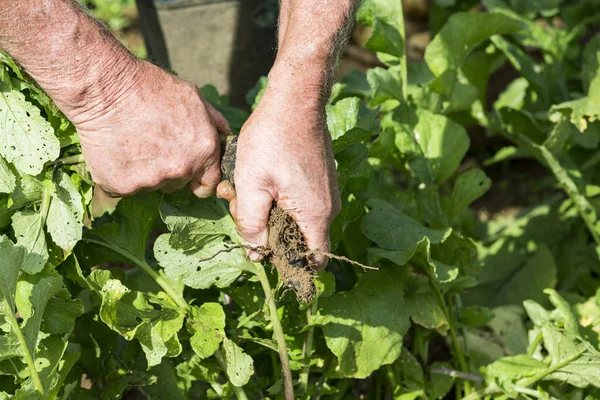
221,338,254,387
326,97,379,154
550,53,600,132
490,36,547,101
541,324,600,388
154,234,249,289
160,191,240,251
367,66,404,106
0,157,15,194
15,272,63,357
459,306,495,328
0,174,43,229
394,108,470,183
469,242,557,307
487,306,529,355
313,268,410,378
0,235,23,312
361,199,451,266
0,83,60,175
486,354,547,387
404,276,449,333
582,35,600,92
424,12,522,77
145,359,187,400
83,193,161,265
365,17,404,57
87,271,184,367
46,171,83,252
358,0,406,65
12,210,48,274
187,303,226,359
442,169,491,219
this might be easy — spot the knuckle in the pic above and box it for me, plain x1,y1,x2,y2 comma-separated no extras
107,180,137,196
237,220,265,238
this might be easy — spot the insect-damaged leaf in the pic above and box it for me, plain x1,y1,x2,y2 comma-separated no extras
0,83,60,175
221,337,254,387
81,193,161,266
154,234,249,289
186,303,226,359
46,171,83,252
87,270,184,367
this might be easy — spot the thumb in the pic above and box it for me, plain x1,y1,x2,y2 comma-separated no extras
190,159,221,198
206,103,231,137
235,186,273,262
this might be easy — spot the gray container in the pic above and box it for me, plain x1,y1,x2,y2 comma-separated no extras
136,0,278,107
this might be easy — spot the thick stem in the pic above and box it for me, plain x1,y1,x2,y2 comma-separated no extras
397,1,408,99
4,307,44,394
81,237,188,310
425,269,472,396
527,332,543,357
299,300,318,393
255,262,294,400
214,349,250,400
517,349,585,387
51,154,85,167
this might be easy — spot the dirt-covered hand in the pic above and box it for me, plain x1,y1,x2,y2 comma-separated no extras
217,87,341,270
66,61,229,197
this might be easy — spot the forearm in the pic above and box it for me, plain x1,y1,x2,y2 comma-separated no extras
271,0,359,98
0,0,140,120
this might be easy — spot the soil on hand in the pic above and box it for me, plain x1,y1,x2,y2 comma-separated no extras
267,206,316,302
221,135,316,302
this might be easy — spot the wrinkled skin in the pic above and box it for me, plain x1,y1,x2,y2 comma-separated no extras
68,61,230,198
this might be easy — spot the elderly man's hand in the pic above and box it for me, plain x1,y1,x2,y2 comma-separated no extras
66,61,229,197
217,82,341,270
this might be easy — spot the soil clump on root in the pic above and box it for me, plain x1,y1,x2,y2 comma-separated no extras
266,206,316,302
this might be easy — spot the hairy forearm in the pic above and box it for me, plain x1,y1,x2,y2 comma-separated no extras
0,0,139,119
271,0,360,98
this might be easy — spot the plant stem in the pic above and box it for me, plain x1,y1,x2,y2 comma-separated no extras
460,385,501,400
4,308,45,395
425,269,471,396
81,237,188,310
254,262,294,400
397,1,408,99
527,332,543,356
312,355,333,400
299,300,318,394
214,349,250,400
384,364,397,391
51,154,85,167
517,348,585,387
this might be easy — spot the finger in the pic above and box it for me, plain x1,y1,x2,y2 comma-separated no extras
293,217,331,271
236,187,273,262
159,178,190,194
190,162,221,198
216,180,236,201
206,103,231,137
229,198,238,220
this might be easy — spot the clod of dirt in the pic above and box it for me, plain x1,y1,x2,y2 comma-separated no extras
267,206,315,302
221,135,316,302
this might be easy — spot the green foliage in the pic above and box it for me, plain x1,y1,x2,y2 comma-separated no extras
1,0,600,398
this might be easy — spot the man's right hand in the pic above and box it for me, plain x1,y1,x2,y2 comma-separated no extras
67,60,229,198
0,1,229,199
